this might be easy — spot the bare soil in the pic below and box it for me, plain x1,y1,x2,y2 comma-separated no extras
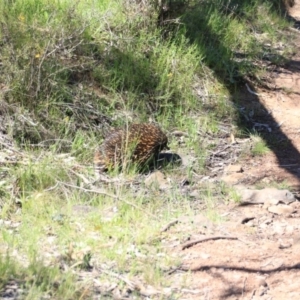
168,4,300,299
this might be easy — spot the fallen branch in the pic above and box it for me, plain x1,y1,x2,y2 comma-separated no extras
182,236,238,250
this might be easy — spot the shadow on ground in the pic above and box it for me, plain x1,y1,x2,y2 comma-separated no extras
176,0,300,184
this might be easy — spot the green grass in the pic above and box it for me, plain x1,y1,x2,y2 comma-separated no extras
0,0,293,143
251,133,271,156
255,179,291,190
0,165,187,297
0,255,80,299
0,0,296,297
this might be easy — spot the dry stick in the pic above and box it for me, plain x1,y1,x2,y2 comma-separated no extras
250,289,256,300
69,168,123,185
182,236,238,250
161,219,179,232
209,144,231,156
68,169,93,185
242,276,247,297
44,182,59,192
57,181,158,219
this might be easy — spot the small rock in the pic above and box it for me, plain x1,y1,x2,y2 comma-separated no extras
286,225,294,234
260,223,268,229
221,173,244,185
268,204,294,215
189,190,199,198
262,218,273,225
272,222,286,235
261,177,271,184
236,187,295,206
144,171,170,190
200,253,211,259
225,164,244,173
263,198,281,208
256,276,268,288
180,154,196,167
290,201,299,208
279,241,292,249
245,220,255,227
145,171,164,186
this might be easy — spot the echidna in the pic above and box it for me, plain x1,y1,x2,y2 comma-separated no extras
94,123,168,173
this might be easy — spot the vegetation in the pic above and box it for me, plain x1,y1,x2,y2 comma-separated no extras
0,0,295,298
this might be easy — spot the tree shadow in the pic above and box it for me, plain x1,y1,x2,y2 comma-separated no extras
175,0,300,184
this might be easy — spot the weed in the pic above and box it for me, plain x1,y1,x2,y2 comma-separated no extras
219,182,242,203
251,133,270,156
255,180,291,190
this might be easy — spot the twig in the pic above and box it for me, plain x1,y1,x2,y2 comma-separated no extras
242,276,247,297
36,40,50,96
44,182,59,192
57,181,157,219
57,180,117,199
182,236,238,250
19,114,39,126
245,83,262,96
209,144,231,156
68,169,93,185
161,219,179,232
250,289,256,300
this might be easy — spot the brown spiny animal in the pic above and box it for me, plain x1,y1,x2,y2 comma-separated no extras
94,123,168,173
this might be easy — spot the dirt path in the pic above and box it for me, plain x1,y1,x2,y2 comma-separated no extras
168,4,300,299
